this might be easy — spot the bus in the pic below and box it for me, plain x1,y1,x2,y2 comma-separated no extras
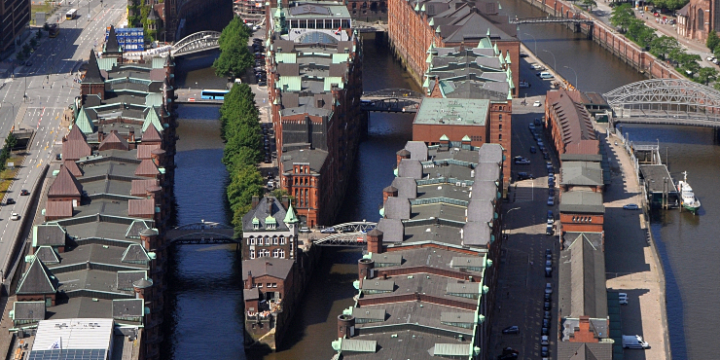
66,9,78,20
48,24,59,38
201,89,230,100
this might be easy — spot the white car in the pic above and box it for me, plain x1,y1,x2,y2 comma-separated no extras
10,212,20,221
533,100,542,107
541,335,549,345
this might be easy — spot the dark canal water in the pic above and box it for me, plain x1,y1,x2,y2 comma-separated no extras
164,1,712,357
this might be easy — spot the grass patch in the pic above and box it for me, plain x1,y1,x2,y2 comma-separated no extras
0,155,25,196
31,3,55,24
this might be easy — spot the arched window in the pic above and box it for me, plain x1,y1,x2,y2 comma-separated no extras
248,236,254,245
272,249,281,258
273,236,279,245
698,9,705,30
259,249,270,257
250,249,256,259
264,236,271,246
280,236,286,245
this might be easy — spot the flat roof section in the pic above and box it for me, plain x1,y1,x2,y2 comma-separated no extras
639,164,677,194
413,98,490,126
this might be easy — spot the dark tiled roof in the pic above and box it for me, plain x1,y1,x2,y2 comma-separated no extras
121,243,150,263
547,89,595,146
391,177,417,199
99,131,129,151
559,191,605,214
45,201,73,219
48,166,83,197
34,224,66,247
277,63,300,76
241,196,291,232
557,342,612,360
462,221,491,246
280,148,328,173
112,299,144,319
34,246,61,265
404,141,428,160
384,197,411,220
83,49,105,84
105,26,122,53
16,257,57,295
13,301,46,321
242,258,294,280
62,139,92,160
117,270,147,291
376,218,404,243
398,159,422,179
244,288,260,301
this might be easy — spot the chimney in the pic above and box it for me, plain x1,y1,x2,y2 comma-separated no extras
129,129,136,143
358,258,375,287
366,229,384,254
337,314,356,339
252,195,260,209
139,228,158,249
281,195,290,210
382,185,398,205
266,196,274,216
396,149,410,168
151,149,166,166
98,130,105,143
245,271,254,289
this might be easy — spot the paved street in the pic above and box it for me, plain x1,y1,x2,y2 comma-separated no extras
0,0,128,279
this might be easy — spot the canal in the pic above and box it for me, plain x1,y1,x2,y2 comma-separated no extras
163,0,717,357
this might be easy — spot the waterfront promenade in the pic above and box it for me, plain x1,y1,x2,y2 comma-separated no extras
598,124,670,360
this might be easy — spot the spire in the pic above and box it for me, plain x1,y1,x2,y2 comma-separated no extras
143,106,163,133
104,26,122,54
48,165,83,197
75,107,95,134
16,257,57,295
505,51,512,64
283,202,299,224
83,49,104,84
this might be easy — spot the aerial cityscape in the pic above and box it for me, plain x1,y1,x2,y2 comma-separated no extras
1,0,719,358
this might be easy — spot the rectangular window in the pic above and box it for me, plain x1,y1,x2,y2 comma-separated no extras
499,134,503,141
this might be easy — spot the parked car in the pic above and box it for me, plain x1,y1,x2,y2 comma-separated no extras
528,123,535,130
541,335,549,346
533,100,542,107
545,283,553,294
544,293,551,302
502,326,519,334
497,354,518,360
299,226,311,233
530,146,537,154
541,327,549,335
623,204,640,210
545,266,552,277
541,346,549,357
535,118,542,125
544,310,551,319
547,197,554,206
546,224,554,236
320,227,337,234
517,172,534,181
549,188,555,196
544,301,551,310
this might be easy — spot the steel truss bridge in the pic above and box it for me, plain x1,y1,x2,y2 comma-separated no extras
604,79,720,128
311,221,378,246
360,88,423,113
171,31,221,57
510,16,594,25
165,221,236,246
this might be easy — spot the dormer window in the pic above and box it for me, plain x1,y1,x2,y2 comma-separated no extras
252,216,260,230
265,215,277,230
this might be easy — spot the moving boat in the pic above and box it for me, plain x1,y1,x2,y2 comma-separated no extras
677,171,701,214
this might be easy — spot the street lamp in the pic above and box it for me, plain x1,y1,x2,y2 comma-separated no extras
503,207,521,239
563,65,578,90
523,33,537,55
542,49,557,70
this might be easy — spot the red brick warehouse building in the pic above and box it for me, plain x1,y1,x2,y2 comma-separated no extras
388,0,520,95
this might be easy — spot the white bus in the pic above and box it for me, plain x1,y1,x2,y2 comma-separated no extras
66,9,78,20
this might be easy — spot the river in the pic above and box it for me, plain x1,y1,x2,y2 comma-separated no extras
163,1,717,358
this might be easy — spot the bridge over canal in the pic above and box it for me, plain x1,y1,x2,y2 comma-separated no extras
360,88,423,113
165,221,236,246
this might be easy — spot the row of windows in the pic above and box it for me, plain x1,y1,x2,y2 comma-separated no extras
293,176,314,186
249,248,286,259
247,236,291,246
571,216,594,223
252,282,278,288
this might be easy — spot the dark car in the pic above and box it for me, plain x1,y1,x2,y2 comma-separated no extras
20,189,30,196
502,347,519,355
544,294,551,302
6,198,15,205
56,153,62,161
541,346,549,357
544,310,551,319
264,157,272,164
545,267,553,277
542,327,549,336
544,301,551,311
530,146,537,154
543,318,550,328
502,326,519,334
258,81,267,87
497,354,518,360
517,172,534,181
546,248,552,255
549,188,555,196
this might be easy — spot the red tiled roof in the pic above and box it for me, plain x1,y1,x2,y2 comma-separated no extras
128,199,155,217
62,139,92,160
137,144,161,159
547,89,595,146
142,123,163,143
566,140,600,155
67,125,86,141
48,166,83,197
131,179,159,196
46,201,73,219
99,130,129,151
63,160,83,177
135,159,159,177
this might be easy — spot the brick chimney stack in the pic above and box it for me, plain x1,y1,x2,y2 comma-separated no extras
366,229,384,254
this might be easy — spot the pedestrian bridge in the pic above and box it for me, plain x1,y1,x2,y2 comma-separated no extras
510,16,593,25
123,31,221,60
360,88,423,113
604,78,720,128
165,221,236,246
311,221,378,246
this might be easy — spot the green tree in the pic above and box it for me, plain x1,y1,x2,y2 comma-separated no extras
226,164,264,215
223,128,262,168
650,36,679,60
610,4,635,32
707,31,720,52
696,67,718,85
652,0,689,11
714,81,720,91
213,17,254,78
582,0,597,11
5,132,17,150
626,19,656,48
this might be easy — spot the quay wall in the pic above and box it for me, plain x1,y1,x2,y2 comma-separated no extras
521,0,682,79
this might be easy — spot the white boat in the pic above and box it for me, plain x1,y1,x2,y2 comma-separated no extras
677,171,700,214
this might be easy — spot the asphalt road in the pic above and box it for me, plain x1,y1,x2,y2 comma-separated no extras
0,0,127,279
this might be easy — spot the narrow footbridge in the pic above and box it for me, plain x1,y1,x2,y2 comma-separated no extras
166,221,236,246
311,221,378,246
604,79,720,128
360,88,423,113
510,16,594,25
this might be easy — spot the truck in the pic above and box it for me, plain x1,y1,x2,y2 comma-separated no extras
622,335,650,349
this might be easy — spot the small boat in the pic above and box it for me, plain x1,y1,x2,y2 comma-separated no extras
677,171,701,214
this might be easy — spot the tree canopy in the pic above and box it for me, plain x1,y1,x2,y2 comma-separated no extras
213,17,254,78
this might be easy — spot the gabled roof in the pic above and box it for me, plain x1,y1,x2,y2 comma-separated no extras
34,246,61,265
137,144,161,159
33,224,67,247
67,124,87,141
63,160,83,177
48,166,83,197
142,107,163,133
121,243,150,263
16,257,57,295
128,199,155,217
135,159,159,177
45,201,73,219
83,49,105,84
242,258,294,280
99,130,129,151
104,26,122,53
557,342,613,360
141,121,163,143
131,179,159,196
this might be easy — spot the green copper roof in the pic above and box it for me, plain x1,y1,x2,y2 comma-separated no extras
276,76,302,92
493,43,499,55
143,106,163,133
477,37,492,49
324,77,345,91
420,4,426,11
284,203,299,223
436,26,441,33
75,107,95,134
275,53,297,64
486,28,491,36
422,76,430,91
429,17,434,26
414,3,419,11
97,58,118,72
379,207,385,217
505,51,512,64
252,216,260,225
145,93,163,107
265,215,277,225
332,53,349,64
462,135,471,141
440,134,449,141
